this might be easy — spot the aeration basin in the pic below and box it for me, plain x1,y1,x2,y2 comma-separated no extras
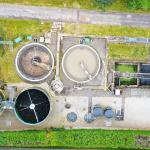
15,88,50,125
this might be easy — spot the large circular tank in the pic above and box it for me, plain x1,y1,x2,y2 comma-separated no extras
15,43,54,83
62,44,101,83
14,88,51,125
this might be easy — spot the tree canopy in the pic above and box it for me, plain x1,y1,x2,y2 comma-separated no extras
93,0,115,8
126,0,150,10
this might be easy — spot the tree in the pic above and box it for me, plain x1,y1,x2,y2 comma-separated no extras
93,0,115,8
126,0,150,10
126,0,141,9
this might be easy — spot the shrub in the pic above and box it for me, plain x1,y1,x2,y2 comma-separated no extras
126,0,150,10
93,0,115,8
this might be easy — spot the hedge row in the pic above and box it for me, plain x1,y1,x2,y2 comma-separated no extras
0,129,150,149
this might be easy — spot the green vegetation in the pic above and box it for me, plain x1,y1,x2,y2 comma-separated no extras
0,19,51,83
115,63,137,85
64,23,150,60
93,0,115,9
0,0,150,13
120,77,137,85
0,19,51,41
109,43,148,60
116,64,137,73
126,0,150,11
0,129,149,149
64,23,150,38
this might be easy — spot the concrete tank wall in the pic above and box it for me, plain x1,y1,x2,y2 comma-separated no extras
14,87,51,125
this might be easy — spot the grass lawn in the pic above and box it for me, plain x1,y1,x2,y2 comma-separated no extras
64,23,150,38
109,43,149,60
0,129,150,149
0,18,51,83
0,0,150,13
64,23,150,60
115,63,137,85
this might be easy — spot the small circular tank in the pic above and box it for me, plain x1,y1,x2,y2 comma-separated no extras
14,88,51,125
84,113,94,123
104,107,114,119
93,105,103,118
15,43,54,83
62,44,101,83
67,112,77,122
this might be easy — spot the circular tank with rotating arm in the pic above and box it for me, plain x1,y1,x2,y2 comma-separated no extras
14,88,51,125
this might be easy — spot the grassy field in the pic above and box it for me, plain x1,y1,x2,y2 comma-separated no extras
0,129,150,149
0,19,51,83
64,23,150,38
115,63,138,85
109,43,149,60
64,23,150,60
0,0,150,13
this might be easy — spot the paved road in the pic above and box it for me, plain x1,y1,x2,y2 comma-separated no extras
0,4,150,27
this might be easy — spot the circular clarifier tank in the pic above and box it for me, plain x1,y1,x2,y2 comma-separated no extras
62,44,101,83
15,43,54,83
14,88,51,125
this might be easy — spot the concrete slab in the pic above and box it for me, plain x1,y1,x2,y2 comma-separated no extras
59,35,107,90
124,97,150,129
1,82,150,130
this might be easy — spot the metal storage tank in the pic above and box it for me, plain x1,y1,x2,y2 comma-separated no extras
93,105,103,118
84,113,94,123
14,88,51,125
62,44,101,83
67,112,77,122
104,107,114,119
15,43,54,83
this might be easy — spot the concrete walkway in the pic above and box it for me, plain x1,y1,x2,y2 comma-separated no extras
0,4,150,28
